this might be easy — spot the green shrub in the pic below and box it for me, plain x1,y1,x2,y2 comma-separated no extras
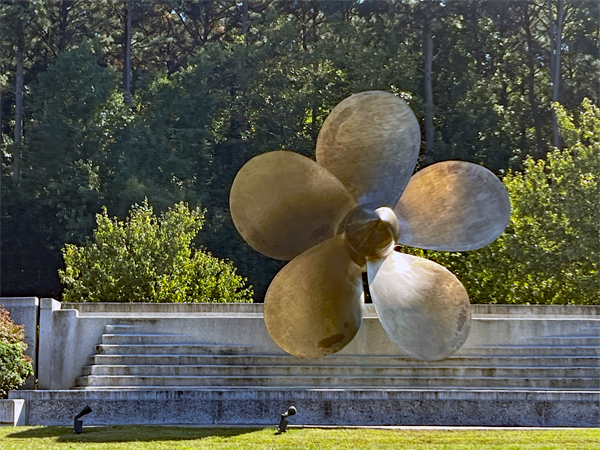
59,201,253,303
0,307,33,398
406,99,599,305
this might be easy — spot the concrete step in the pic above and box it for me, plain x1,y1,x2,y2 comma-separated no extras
101,334,193,345
538,332,600,337
94,343,600,357
104,325,137,333
458,346,600,357
97,332,600,348
75,374,599,389
80,364,600,378
528,336,600,346
96,343,258,355
89,354,600,368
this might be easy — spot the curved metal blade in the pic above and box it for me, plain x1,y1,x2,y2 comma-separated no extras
230,151,356,261
264,234,364,358
394,161,511,251
316,91,421,207
367,251,471,361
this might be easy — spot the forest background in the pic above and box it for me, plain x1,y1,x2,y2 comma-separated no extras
1,0,598,303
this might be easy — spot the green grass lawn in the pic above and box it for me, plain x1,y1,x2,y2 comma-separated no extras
0,426,598,450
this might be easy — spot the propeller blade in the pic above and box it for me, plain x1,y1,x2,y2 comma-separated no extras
394,161,511,251
230,151,356,261
367,251,471,361
264,235,364,358
316,91,421,208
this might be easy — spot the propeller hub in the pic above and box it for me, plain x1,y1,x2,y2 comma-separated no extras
341,206,399,259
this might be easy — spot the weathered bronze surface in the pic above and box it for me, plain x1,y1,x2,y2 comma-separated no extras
316,91,420,207
342,206,399,260
394,161,511,251
229,91,510,361
230,151,356,261
263,235,364,358
367,250,471,361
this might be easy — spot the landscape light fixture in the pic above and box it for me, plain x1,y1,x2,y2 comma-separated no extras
73,405,92,434
276,405,297,434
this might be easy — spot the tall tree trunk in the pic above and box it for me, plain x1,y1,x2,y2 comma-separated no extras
523,4,545,158
241,0,249,42
310,100,318,141
470,3,483,72
551,0,565,148
13,23,24,181
423,17,434,164
123,0,133,107
58,0,72,52
498,7,509,107
519,81,528,159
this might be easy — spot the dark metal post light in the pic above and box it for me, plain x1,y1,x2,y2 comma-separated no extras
276,405,297,434
73,405,92,434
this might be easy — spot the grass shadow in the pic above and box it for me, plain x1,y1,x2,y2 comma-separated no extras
8,425,266,443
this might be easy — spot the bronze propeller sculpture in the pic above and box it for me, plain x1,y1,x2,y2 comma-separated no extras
230,91,510,361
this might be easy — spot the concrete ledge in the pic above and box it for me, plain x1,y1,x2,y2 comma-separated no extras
61,303,600,316
0,399,26,426
10,389,599,427
61,302,263,315
469,304,599,316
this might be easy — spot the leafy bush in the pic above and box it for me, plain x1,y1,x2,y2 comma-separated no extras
0,307,33,398
59,201,253,303
413,99,599,305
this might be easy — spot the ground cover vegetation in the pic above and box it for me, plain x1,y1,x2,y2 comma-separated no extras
0,306,33,397
0,426,599,450
1,0,598,303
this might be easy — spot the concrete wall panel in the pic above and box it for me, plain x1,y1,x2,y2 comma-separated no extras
0,297,39,388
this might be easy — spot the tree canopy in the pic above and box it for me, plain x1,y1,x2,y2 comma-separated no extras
1,0,598,302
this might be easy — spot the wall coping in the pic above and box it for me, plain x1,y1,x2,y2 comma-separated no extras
0,299,594,316
0,297,39,308
60,302,600,316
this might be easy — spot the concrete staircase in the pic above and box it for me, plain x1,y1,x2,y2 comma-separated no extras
74,321,600,391
10,303,600,426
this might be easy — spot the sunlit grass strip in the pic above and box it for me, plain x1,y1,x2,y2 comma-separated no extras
1,426,598,450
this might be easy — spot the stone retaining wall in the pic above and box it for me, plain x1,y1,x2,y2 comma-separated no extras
1,299,598,391
2,299,599,427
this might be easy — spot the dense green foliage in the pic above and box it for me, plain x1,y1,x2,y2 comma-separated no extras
59,201,252,303
1,1,598,302
408,99,599,304
0,307,33,398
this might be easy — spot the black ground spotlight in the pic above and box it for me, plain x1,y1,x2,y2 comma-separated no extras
73,405,92,434
275,405,297,434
